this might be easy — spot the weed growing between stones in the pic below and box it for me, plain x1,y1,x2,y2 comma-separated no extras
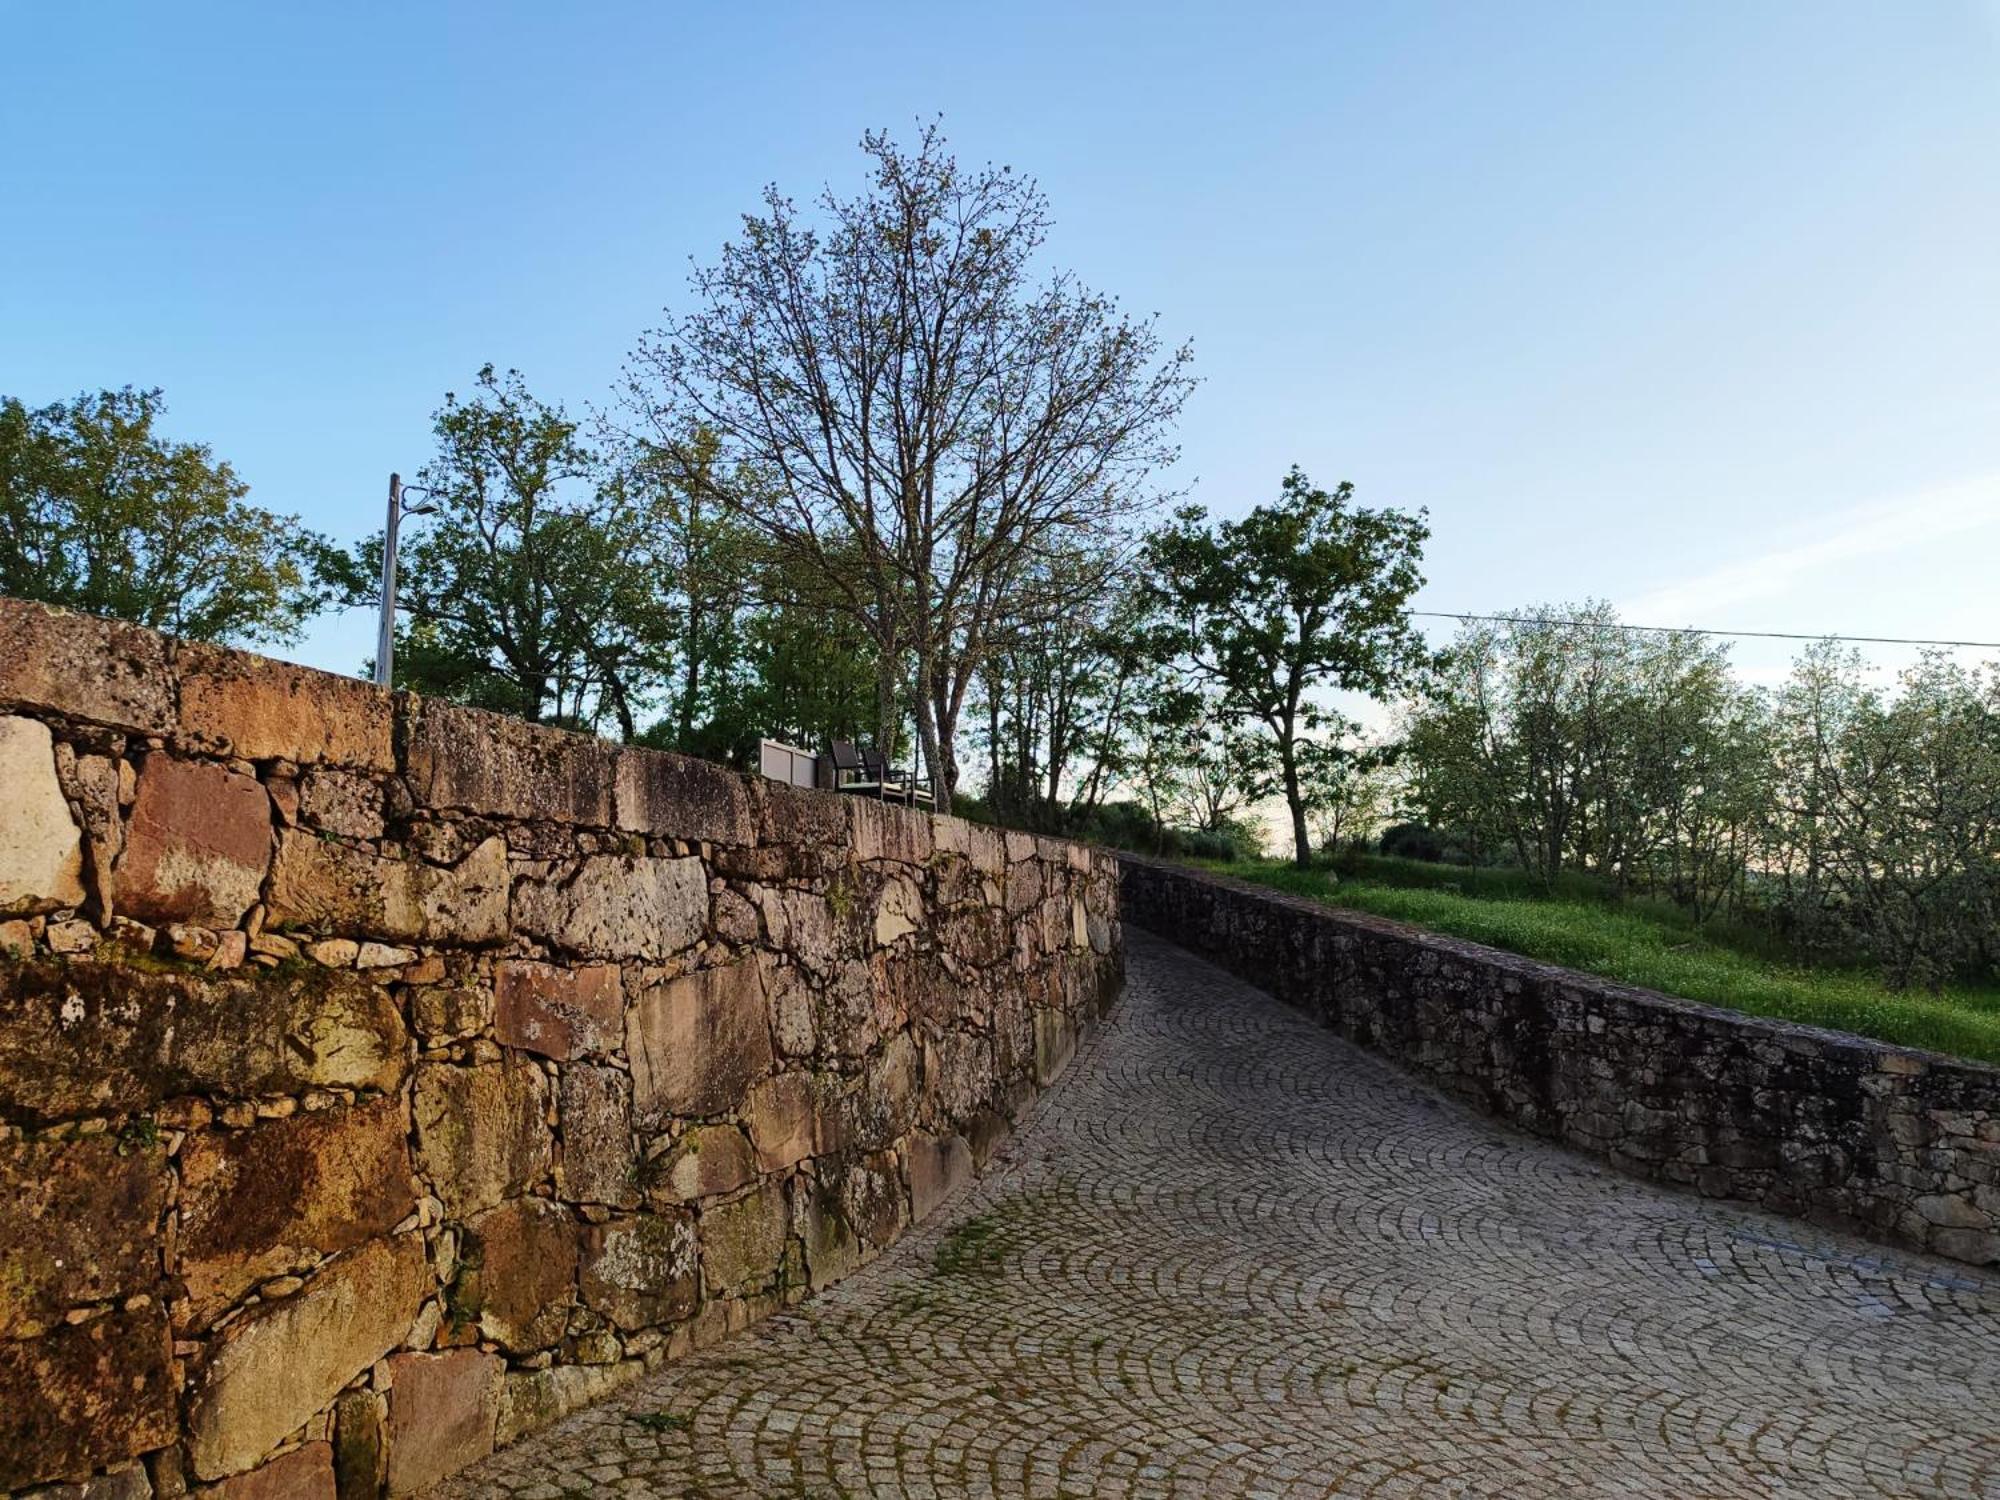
441,1261,483,1333
113,1115,160,1155
631,1409,693,1433
932,1213,1008,1276
826,872,857,922
929,1183,1066,1278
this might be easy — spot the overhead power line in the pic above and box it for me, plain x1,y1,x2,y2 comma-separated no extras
1408,611,2000,652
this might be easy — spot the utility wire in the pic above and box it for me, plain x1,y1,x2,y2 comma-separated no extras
1408,611,2000,651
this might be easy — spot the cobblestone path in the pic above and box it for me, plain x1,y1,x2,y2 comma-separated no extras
440,930,2000,1498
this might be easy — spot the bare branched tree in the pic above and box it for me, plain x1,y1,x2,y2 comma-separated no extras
622,123,1194,810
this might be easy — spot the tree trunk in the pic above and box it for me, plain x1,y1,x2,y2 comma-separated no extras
1283,753,1311,867
677,631,700,751
931,683,963,800
985,682,1001,800
875,647,900,761
606,671,638,744
914,660,951,816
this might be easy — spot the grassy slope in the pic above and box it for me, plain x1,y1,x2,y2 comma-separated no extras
1196,855,2000,1067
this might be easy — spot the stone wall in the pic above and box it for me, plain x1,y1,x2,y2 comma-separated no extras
0,597,1122,1499
1119,856,2000,1269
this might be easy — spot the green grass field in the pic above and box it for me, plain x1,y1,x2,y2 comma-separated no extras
1197,854,2000,1067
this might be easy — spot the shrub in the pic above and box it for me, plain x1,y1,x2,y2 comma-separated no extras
1378,822,1445,862
1089,800,1173,853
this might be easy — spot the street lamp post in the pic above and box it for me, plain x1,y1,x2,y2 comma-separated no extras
374,473,435,689
374,473,403,688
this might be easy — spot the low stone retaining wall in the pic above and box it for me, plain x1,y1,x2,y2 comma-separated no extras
1119,856,2000,1270
0,596,1122,1499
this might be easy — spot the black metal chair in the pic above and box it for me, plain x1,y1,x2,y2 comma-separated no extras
827,739,934,807
859,746,901,802
861,745,936,807
829,740,896,799
828,739,864,790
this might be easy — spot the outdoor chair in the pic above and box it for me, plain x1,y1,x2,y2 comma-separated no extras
859,746,903,802
827,739,934,806
859,745,935,808
827,740,882,796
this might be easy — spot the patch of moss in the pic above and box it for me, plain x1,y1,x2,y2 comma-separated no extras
114,1116,160,1156
826,873,857,922
932,1212,1008,1277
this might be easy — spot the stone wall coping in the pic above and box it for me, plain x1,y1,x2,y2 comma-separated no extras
0,595,1111,870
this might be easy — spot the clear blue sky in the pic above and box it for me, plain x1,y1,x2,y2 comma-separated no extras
6,1,1997,694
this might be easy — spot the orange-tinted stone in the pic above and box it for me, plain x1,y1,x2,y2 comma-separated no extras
0,1304,175,1489
0,955,406,1124
411,1057,551,1219
116,753,271,926
404,699,616,824
212,1441,337,1500
0,597,172,735
384,1349,502,1495
627,958,773,1120
0,1134,169,1338
494,959,623,1060
457,1198,577,1353
613,746,754,844
178,642,394,770
179,1094,415,1326
186,1234,429,1480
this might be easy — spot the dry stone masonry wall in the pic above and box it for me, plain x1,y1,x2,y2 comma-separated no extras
1119,856,2000,1271
0,598,1122,1499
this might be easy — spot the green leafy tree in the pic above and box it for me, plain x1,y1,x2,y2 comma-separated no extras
651,562,891,766
1626,630,1768,919
1173,705,1263,836
1766,647,2000,990
0,386,335,643
347,367,673,736
1118,671,1205,851
1403,606,1642,884
1402,605,1767,914
1283,720,1399,855
1146,468,1430,866
974,549,1151,831
611,427,762,752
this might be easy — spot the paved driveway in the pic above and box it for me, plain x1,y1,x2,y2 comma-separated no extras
441,929,2000,1498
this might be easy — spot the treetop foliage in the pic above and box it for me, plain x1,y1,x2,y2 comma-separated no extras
0,386,338,645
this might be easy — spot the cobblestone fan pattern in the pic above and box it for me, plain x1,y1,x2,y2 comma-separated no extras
1120,855,2000,1269
0,598,1120,1497
439,930,2000,1500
